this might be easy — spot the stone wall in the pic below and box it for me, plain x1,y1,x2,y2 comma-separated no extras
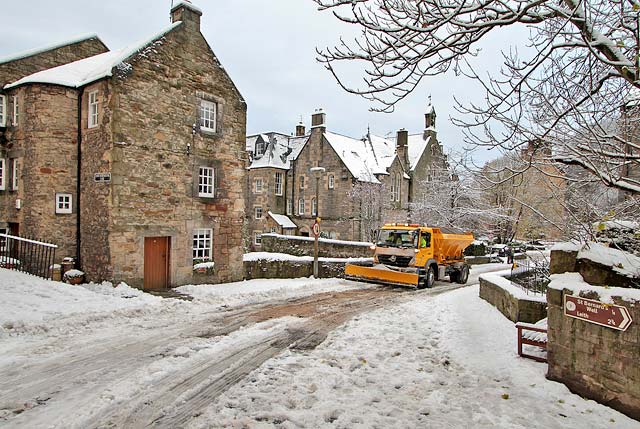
546,286,640,420
244,259,347,280
550,249,635,287
479,276,547,323
261,234,373,258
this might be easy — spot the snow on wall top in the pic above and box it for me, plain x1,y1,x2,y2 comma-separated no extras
548,272,640,303
4,22,182,90
0,33,104,65
248,132,309,170
268,212,297,229
577,242,640,278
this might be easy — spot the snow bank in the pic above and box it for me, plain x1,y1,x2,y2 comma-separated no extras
243,252,372,264
551,242,581,252
548,272,640,303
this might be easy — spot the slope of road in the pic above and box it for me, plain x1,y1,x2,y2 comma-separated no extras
0,264,633,428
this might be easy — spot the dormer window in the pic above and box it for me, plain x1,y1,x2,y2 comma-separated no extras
255,140,266,157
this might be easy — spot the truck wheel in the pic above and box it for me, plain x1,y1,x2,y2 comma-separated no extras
418,266,435,289
457,265,470,284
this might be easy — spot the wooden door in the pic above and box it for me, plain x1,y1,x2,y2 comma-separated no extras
8,223,19,237
144,237,170,290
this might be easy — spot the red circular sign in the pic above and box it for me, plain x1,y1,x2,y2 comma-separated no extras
312,222,320,237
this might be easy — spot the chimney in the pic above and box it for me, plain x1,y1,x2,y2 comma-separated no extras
295,121,306,136
396,129,409,167
310,109,326,134
171,0,203,30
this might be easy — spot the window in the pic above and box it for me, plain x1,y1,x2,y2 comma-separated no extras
11,159,18,191
390,175,396,202
274,172,283,196
0,159,5,190
12,95,18,126
395,174,401,202
254,178,263,193
311,198,317,216
88,91,99,128
0,95,5,127
328,174,334,189
193,228,212,260
199,99,217,132
198,167,215,197
255,206,263,220
270,227,277,234
255,140,266,157
55,193,72,214
286,199,292,215
254,232,262,246
298,198,305,215
299,176,305,189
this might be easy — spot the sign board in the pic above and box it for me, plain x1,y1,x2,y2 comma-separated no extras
312,222,320,238
94,173,112,183
564,295,633,331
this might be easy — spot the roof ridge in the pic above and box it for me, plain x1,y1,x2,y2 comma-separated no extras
0,33,106,65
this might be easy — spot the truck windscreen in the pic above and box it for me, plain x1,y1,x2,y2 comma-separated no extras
376,229,418,248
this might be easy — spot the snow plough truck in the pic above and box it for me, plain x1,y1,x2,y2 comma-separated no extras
345,223,474,288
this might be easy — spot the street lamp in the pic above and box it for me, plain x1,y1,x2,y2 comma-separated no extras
310,167,325,277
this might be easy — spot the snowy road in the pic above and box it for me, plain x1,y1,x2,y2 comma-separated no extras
0,264,635,428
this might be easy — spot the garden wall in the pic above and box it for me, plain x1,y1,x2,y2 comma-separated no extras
244,259,350,280
479,273,547,323
261,234,373,258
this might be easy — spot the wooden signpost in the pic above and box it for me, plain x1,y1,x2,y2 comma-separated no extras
564,295,633,332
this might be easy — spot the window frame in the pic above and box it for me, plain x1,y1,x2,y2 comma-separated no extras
11,159,18,191
254,206,263,220
55,193,73,214
192,228,213,261
199,99,217,132
0,159,5,191
274,172,283,196
12,95,18,126
254,232,262,246
198,166,215,198
298,198,305,215
286,198,293,216
328,174,334,190
0,95,6,127
255,140,266,157
254,178,263,193
88,90,99,128
311,197,317,216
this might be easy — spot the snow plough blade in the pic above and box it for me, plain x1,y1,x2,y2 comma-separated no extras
344,264,420,287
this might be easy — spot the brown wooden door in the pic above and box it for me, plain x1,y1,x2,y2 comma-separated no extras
144,237,170,290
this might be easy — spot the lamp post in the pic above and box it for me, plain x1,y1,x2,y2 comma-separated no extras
310,166,325,278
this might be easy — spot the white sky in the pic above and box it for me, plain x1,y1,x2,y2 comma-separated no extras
0,0,526,164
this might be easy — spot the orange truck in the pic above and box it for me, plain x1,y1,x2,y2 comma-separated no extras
345,223,474,288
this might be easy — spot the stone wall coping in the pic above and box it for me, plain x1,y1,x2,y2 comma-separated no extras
549,272,640,303
244,252,372,264
479,271,547,303
263,233,373,248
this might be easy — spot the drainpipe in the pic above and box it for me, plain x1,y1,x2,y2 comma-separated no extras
76,88,84,268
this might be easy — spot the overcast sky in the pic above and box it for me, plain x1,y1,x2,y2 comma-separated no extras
1,0,519,164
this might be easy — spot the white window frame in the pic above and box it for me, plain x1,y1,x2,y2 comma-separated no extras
0,95,6,127
328,174,334,190
270,227,277,234
199,99,217,132
0,159,5,190
390,175,396,202
286,198,293,216
255,206,263,220
11,159,18,190
311,198,317,216
274,172,283,196
88,91,99,128
12,95,18,126
255,140,266,157
255,178,263,193
396,174,401,202
254,232,262,246
192,228,213,261
55,193,72,214
298,198,305,215
198,166,215,198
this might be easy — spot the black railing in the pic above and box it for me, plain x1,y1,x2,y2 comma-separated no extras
0,234,58,280
509,257,550,296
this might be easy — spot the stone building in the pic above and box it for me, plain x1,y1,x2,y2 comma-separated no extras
0,1,246,289
246,105,450,247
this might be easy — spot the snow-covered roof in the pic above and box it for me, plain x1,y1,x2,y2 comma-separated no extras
268,212,297,229
388,133,432,171
4,22,182,90
248,132,309,170
0,33,105,65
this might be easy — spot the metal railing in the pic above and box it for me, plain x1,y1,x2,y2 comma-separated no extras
0,234,58,280
510,257,550,296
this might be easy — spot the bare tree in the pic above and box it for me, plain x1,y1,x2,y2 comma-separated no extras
313,0,640,193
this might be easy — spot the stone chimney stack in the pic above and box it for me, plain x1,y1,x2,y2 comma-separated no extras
295,121,306,136
396,129,409,168
425,104,436,129
310,109,326,134
171,0,203,30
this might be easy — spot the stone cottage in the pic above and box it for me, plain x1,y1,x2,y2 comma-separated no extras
0,1,247,289
246,105,450,247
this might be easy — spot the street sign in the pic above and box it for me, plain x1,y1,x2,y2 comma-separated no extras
312,221,320,238
564,295,633,331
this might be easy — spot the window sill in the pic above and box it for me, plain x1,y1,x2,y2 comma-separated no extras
199,129,221,138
